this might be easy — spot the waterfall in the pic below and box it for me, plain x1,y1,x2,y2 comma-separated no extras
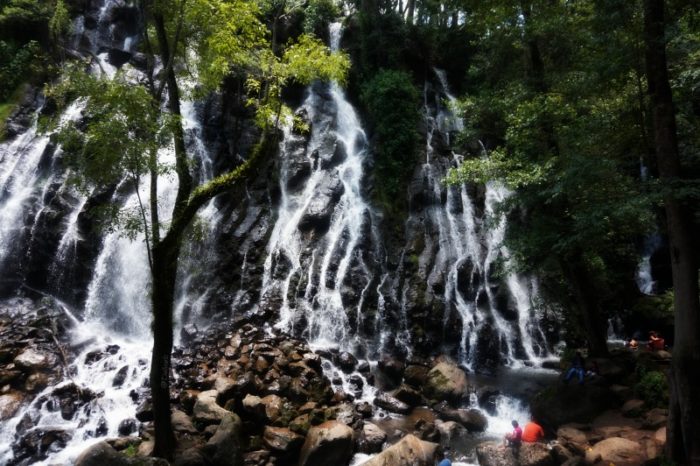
419,69,554,370
0,0,223,462
261,23,377,353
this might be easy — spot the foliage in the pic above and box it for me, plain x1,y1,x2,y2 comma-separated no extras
43,66,165,193
361,69,420,202
48,0,70,41
303,0,339,36
635,369,669,408
0,40,42,100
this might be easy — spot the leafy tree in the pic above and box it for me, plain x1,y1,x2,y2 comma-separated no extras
445,0,656,356
45,0,348,459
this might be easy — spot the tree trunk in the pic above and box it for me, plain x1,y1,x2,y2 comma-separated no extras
563,258,609,357
150,240,179,459
644,1,700,464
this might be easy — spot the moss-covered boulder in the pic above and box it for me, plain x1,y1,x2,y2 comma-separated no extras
423,361,468,403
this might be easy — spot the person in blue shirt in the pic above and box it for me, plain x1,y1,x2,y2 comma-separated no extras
437,446,452,466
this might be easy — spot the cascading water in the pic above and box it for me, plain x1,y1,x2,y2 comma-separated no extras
0,1,221,462
259,22,382,401
262,23,378,352
635,159,660,295
417,69,554,370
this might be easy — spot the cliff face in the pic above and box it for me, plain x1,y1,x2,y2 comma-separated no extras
0,0,557,375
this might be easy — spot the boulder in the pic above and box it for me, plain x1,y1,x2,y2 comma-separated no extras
204,413,243,466
0,392,23,420
373,392,411,415
14,349,56,371
621,399,645,417
476,442,517,466
118,418,138,436
336,352,358,373
556,425,588,455
298,421,354,466
404,364,429,387
357,422,387,454
378,357,405,385
263,426,303,453
242,394,287,423
530,384,614,430
361,434,438,466
393,385,423,407
584,437,645,466
435,420,466,440
434,403,487,432
642,408,668,429
193,390,230,424
518,443,554,466
424,361,468,403
74,442,130,466
172,409,198,434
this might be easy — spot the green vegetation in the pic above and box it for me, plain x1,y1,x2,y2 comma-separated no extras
361,69,420,206
635,369,669,408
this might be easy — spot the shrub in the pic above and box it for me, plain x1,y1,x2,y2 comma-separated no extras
635,370,669,408
361,69,420,206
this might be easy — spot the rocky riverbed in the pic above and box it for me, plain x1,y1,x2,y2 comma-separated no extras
0,298,671,466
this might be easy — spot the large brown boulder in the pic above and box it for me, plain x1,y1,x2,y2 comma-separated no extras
361,434,438,466
584,437,645,466
0,392,23,421
556,425,589,455
424,361,468,403
264,426,303,453
298,421,354,466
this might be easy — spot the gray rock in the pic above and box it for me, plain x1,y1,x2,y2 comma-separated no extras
193,390,230,424
172,409,198,434
297,172,344,233
204,413,243,466
14,348,56,371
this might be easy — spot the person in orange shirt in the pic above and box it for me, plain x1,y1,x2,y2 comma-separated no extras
521,417,545,443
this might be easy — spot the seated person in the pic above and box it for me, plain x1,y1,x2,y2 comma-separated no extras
522,418,545,443
503,420,522,449
437,447,452,466
648,331,665,351
564,351,586,385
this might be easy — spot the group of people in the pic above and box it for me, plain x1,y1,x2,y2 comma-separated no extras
435,418,545,465
626,330,665,351
503,418,545,449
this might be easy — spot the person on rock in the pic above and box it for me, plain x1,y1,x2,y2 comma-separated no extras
647,331,665,351
437,446,452,466
503,420,522,449
563,351,585,385
521,417,545,443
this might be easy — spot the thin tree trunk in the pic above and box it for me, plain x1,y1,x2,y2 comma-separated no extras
150,241,178,460
644,1,700,464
